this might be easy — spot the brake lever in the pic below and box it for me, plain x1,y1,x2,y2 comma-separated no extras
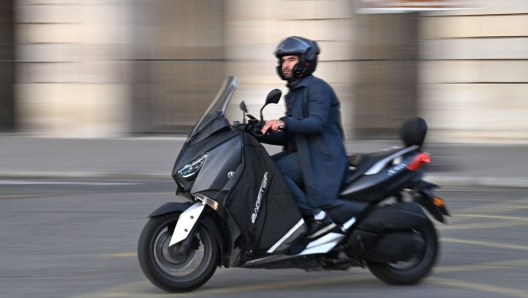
251,121,265,136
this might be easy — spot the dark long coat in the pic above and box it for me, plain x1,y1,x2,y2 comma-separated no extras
281,75,348,210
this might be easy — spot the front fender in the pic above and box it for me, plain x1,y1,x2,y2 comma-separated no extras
147,202,226,267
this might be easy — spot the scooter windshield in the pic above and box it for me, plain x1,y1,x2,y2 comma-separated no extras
186,76,238,142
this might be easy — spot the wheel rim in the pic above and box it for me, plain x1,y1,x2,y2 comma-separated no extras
384,229,430,271
151,218,213,281
385,256,421,270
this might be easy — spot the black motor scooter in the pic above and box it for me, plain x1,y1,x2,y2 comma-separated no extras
137,76,449,292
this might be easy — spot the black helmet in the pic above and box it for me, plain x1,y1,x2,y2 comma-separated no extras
274,36,320,80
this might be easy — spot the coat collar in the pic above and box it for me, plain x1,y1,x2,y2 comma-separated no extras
286,75,313,90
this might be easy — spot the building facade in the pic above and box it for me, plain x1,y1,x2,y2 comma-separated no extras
9,0,528,143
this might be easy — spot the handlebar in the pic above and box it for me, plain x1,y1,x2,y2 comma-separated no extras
237,119,285,137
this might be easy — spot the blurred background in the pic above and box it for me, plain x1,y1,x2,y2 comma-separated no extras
2,2,528,297
0,0,526,143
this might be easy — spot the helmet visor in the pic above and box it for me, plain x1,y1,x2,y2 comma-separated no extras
274,37,312,58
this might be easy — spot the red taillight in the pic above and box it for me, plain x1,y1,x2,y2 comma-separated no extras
406,153,430,171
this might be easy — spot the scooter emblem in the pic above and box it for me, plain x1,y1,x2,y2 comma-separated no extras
227,171,236,180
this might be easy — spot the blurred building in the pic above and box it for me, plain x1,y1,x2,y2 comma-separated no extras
420,1,528,143
4,0,528,143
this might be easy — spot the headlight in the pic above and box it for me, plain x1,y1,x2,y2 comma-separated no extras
177,153,208,178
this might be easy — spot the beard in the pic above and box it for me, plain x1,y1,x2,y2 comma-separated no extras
282,68,293,79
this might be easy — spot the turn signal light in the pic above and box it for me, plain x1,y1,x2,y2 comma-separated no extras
434,197,445,207
406,153,430,171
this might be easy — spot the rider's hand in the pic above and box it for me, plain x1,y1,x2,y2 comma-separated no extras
261,120,285,134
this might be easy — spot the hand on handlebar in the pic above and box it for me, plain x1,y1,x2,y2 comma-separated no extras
261,120,285,134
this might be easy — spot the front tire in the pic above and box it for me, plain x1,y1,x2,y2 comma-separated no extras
367,221,438,285
137,212,219,292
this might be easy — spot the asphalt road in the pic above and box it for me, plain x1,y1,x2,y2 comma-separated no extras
1,178,528,298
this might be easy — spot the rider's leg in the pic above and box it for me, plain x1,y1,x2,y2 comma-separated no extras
272,151,337,239
282,176,313,217
272,151,313,217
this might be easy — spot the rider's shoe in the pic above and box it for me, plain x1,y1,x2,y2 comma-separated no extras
306,213,338,240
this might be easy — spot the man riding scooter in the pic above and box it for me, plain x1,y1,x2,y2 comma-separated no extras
261,36,349,240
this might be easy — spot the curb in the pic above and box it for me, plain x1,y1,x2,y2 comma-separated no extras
423,175,528,189
0,171,170,180
1,171,528,189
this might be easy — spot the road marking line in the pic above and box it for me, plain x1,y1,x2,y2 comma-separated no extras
511,206,528,210
181,275,374,296
442,207,528,225
442,237,528,251
0,194,37,198
105,192,175,196
429,277,528,298
435,259,528,273
100,253,137,258
0,180,140,186
457,214,528,222
70,281,155,298
438,221,528,231
455,197,528,214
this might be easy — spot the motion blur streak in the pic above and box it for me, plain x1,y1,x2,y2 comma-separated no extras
4,0,525,144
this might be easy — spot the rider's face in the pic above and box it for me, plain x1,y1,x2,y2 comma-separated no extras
281,55,299,79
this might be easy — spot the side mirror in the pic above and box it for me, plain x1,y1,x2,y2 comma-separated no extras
239,101,248,124
261,89,282,121
265,89,282,105
239,101,248,113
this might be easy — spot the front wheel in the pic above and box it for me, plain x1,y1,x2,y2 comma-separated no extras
137,212,219,292
367,221,438,285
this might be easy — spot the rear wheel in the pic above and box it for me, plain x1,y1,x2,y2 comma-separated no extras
367,222,438,285
137,212,219,292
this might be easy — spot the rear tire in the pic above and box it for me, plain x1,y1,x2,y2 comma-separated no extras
367,221,438,285
137,212,219,292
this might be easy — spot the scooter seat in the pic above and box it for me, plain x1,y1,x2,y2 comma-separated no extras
325,199,369,224
345,148,401,184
